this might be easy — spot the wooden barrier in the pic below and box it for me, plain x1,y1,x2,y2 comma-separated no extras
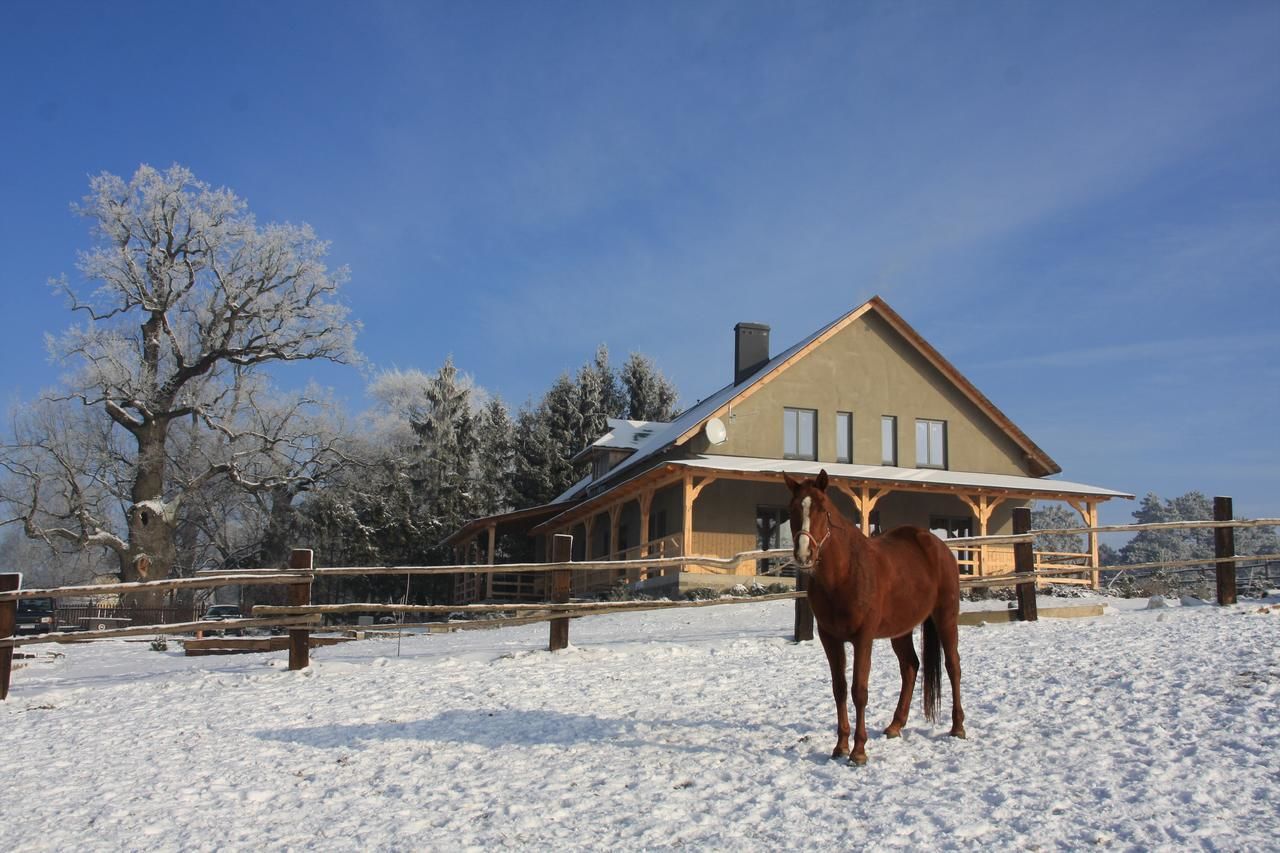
288,549,314,671
549,535,572,651
0,574,17,701
1013,508,1037,622
1215,497,1236,606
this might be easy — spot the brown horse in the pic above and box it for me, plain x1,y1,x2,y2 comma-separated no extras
784,470,965,765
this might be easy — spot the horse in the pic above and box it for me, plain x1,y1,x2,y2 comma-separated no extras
784,469,966,765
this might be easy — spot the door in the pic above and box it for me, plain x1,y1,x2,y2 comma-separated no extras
756,506,794,576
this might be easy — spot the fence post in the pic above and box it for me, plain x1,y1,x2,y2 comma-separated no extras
549,534,572,651
1014,507,1038,622
288,549,314,670
1214,497,1236,606
793,571,814,642
0,574,18,701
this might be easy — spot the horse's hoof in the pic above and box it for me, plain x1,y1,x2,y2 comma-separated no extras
950,727,967,739
830,746,850,759
883,727,902,739
849,754,868,766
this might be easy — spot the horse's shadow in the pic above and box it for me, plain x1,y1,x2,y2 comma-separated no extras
254,708,751,757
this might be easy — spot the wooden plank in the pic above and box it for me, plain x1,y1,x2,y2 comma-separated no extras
0,574,17,700
549,534,572,651
288,550,314,671
183,635,352,656
0,572,313,602
1013,508,1038,622
2,615,321,647
1215,496,1236,606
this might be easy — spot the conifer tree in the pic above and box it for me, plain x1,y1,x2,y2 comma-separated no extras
621,352,679,421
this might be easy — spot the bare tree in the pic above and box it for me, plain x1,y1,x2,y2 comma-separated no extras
0,164,358,603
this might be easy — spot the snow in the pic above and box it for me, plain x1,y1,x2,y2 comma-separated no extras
3,595,1279,851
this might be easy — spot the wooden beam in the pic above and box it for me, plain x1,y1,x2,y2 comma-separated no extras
608,503,622,559
549,534,572,651
582,515,595,561
636,489,653,582
0,573,17,700
1215,496,1236,606
287,550,314,671
682,472,694,560
485,524,497,598
1013,508,1037,622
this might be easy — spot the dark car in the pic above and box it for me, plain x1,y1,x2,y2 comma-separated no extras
202,604,245,636
16,597,57,635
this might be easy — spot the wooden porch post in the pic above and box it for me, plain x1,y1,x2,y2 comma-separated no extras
1087,502,1100,589
608,504,622,559
636,489,653,583
1069,499,1102,589
682,472,693,561
960,495,1002,578
485,524,497,599
682,475,717,573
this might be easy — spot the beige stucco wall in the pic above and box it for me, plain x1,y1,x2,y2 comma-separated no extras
687,312,1034,476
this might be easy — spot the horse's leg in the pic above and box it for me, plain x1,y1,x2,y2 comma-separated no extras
884,633,919,738
850,632,873,765
818,629,850,759
937,611,966,738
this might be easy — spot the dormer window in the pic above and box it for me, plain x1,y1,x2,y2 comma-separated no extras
783,407,817,460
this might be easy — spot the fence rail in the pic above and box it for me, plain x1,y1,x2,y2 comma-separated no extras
2,499,1274,700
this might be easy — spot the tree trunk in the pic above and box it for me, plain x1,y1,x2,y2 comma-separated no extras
120,419,176,608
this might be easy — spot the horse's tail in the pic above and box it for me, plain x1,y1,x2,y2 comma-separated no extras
921,616,942,724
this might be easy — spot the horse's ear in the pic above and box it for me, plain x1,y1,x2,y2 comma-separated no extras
783,473,801,493
815,469,829,492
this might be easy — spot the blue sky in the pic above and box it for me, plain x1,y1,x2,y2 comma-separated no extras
1,1,1277,523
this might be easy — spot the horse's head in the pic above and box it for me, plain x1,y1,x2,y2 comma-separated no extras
784,469,832,568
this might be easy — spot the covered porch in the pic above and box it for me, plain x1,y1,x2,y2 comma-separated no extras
525,456,1130,596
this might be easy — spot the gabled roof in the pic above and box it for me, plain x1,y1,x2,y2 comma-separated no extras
560,295,1060,504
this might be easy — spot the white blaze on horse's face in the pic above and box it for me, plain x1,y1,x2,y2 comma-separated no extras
795,496,813,566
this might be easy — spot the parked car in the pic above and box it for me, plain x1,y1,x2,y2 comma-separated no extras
16,597,57,635
202,604,245,636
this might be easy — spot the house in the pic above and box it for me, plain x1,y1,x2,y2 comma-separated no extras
445,296,1130,601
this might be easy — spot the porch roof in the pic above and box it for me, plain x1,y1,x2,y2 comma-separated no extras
674,456,1134,500
530,454,1131,535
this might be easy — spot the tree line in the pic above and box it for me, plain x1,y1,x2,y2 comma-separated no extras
0,165,677,602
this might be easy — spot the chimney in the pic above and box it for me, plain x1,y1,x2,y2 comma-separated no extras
734,322,770,385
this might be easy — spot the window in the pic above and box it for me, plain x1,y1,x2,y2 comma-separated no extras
881,416,897,465
836,412,852,463
783,408,817,460
916,419,947,468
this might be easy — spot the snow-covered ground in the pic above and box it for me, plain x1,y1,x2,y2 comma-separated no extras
3,594,1278,851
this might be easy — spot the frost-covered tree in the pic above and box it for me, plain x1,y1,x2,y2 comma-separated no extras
1116,491,1279,565
1031,503,1085,556
473,397,515,517
0,164,358,603
410,358,480,557
620,351,678,422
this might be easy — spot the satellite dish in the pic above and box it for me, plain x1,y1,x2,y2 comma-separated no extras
704,417,728,445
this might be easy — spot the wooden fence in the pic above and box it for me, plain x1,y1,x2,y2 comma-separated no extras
2,500,1277,700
